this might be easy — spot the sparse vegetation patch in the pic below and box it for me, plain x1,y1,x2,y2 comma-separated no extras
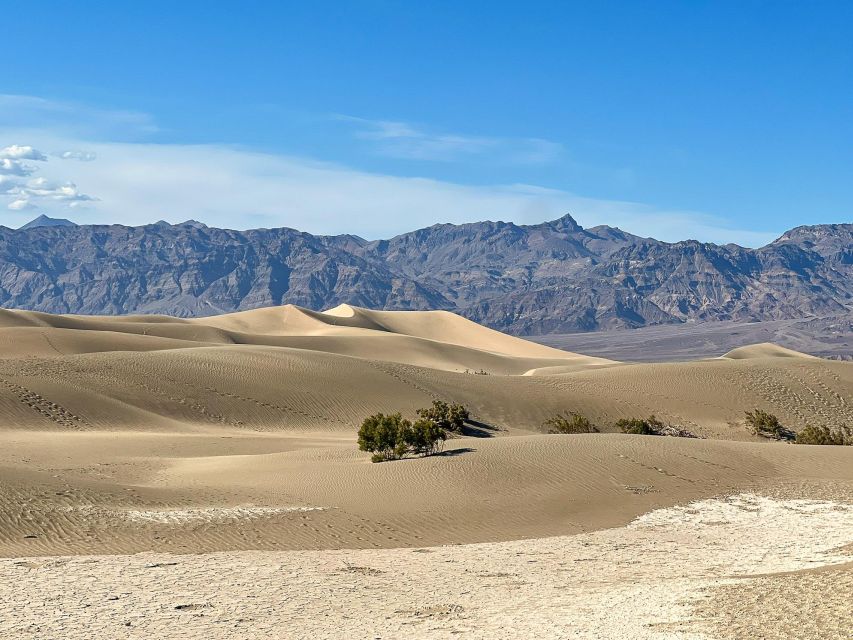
544,412,598,434
416,400,469,433
615,415,698,438
795,424,852,446
358,401,470,462
745,409,795,441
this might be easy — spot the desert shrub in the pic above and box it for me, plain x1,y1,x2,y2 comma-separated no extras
358,412,410,461
614,415,698,438
405,418,448,455
745,409,795,441
795,424,852,446
358,412,448,462
616,415,664,435
544,412,598,434
416,400,469,432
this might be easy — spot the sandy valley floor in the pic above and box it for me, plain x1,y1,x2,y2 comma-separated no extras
0,304,851,638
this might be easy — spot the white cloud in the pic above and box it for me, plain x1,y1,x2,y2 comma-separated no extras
56,149,97,161
8,198,34,211
0,144,47,160
337,115,563,165
0,132,778,246
18,177,95,206
0,96,780,246
0,158,37,176
0,141,96,211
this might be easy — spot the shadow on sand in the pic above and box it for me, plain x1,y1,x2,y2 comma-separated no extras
460,418,502,438
434,447,475,457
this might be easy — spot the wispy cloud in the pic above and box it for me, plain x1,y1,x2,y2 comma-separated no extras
336,115,563,164
55,149,97,161
0,135,777,245
0,96,780,246
0,94,158,140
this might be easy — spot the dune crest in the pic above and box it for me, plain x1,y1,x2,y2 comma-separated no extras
722,342,819,360
0,304,611,373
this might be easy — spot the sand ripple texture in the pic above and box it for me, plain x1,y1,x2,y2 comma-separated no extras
1,493,850,640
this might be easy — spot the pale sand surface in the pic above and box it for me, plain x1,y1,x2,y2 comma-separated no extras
1,493,850,639
0,305,851,637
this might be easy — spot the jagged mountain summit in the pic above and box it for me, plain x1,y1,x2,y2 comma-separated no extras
17,214,78,230
0,214,851,334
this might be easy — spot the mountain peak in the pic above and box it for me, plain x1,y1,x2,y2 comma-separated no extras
18,214,78,231
178,219,208,229
546,212,582,232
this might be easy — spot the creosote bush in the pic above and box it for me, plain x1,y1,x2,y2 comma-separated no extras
358,401,469,462
544,412,598,434
416,400,469,433
358,412,411,462
615,415,664,435
615,415,698,438
745,409,795,441
795,424,852,446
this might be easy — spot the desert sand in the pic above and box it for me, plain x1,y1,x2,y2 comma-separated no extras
0,304,851,638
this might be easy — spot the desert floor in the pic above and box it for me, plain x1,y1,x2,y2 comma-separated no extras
0,304,851,638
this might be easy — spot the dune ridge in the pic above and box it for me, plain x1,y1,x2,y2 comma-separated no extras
0,303,850,558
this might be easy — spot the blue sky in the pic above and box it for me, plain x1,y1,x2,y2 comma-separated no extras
1,1,851,244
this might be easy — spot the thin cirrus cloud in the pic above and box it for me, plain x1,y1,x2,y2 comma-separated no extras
55,150,97,161
0,95,779,246
0,94,157,140
0,137,777,246
336,115,564,164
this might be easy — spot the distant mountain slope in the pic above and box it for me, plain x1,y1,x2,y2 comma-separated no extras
17,214,77,230
0,215,850,334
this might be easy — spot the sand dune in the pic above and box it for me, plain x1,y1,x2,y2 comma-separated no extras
0,304,851,637
721,342,819,360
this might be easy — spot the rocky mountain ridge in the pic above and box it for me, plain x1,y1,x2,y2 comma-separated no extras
1,214,850,334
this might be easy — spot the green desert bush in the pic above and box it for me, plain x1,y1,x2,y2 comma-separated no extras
615,415,665,435
544,412,598,434
358,412,410,462
416,400,470,432
745,409,795,441
795,424,852,446
614,415,698,438
358,409,450,462
405,418,448,455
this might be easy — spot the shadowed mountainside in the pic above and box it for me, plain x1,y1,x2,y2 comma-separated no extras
1,214,851,334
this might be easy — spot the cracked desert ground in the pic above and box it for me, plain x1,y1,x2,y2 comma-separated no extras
0,304,851,639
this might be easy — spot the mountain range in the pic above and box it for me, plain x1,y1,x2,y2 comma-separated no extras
2,214,851,335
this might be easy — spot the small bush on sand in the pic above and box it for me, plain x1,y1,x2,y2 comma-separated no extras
358,412,448,462
745,409,795,441
358,413,410,462
615,415,698,438
795,424,852,446
405,419,448,455
616,415,664,435
416,400,470,433
544,412,598,434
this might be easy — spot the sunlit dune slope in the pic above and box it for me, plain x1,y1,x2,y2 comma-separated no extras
0,304,610,373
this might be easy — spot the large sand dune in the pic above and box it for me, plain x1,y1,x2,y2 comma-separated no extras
0,305,851,637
